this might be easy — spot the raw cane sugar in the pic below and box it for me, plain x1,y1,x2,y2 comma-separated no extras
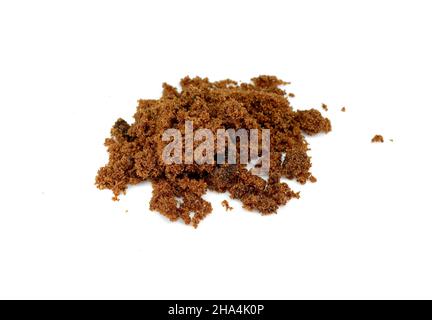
96,76,331,227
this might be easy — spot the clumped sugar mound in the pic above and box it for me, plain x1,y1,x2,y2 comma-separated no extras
96,76,331,227
371,134,384,143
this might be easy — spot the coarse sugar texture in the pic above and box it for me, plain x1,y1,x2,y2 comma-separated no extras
96,76,331,227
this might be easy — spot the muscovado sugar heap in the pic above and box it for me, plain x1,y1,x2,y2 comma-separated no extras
96,76,331,227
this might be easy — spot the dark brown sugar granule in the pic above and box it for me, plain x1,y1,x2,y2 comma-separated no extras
341,107,346,112
322,103,328,111
372,134,384,143
221,200,233,211
96,75,331,227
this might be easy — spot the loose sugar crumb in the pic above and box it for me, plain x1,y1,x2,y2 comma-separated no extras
221,200,233,211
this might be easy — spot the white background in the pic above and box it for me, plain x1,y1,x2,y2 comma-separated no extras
0,0,431,299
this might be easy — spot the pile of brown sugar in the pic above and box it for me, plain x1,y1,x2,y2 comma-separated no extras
96,76,331,227
371,134,384,143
